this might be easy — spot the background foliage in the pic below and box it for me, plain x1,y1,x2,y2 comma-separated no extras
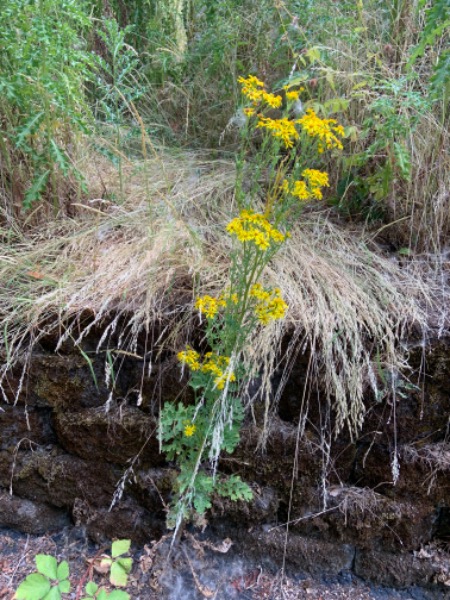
1,0,448,246
0,0,94,215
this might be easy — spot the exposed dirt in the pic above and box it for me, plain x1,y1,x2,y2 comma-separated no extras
0,527,446,600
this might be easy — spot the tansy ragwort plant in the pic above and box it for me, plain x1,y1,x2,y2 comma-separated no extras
159,75,345,532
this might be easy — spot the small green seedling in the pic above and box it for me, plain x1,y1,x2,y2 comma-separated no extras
96,540,133,588
14,555,70,600
81,581,129,600
14,540,132,600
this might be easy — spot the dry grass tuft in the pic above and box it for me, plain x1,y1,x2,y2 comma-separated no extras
0,150,235,397
0,149,442,437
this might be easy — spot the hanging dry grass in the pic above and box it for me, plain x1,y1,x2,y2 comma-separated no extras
401,441,450,495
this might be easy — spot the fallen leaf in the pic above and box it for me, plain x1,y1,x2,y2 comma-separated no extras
89,555,112,575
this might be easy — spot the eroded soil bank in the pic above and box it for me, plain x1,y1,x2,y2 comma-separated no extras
0,526,446,600
0,330,449,595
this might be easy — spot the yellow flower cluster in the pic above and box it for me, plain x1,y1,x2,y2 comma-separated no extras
296,109,345,153
195,292,239,319
249,284,288,325
256,116,299,149
238,75,282,110
282,169,329,201
302,169,330,199
195,295,226,319
238,74,264,99
238,76,344,155
226,210,287,250
177,347,201,370
284,169,329,201
291,180,310,200
202,352,236,390
286,90,300,102
283,85,305,102
303,168,329,188
184,423,196,437
177,348,236,390
263,92,283,108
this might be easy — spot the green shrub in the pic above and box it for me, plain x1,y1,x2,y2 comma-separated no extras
0,0,94,214
409,0,449,106
125,0,295,145
14,540,132,600
90,18,147,197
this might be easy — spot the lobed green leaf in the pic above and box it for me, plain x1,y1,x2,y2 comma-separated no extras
15,574,51,600
56,561,69,582
36,556,58,580
109,562,128,587
111,539,131,558
85,581,98,595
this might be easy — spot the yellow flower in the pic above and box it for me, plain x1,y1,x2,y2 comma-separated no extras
195,295,225,319
243,107,256,117
251,286,288,324
238,75,265,88
302,169,329,188
202,352,230,374
201,353,236,390
253,231,270,250
226,210,287,251
238,75,266,104
283,170,330,202
256,116,299,148
184,423,196,437
283,85,305,103
297,109,344,153
214,373,236,390
291,180,311,200
262,92,283,108
178,347,201,371
286,90,300,102
302,169,329,199
250,283,268,300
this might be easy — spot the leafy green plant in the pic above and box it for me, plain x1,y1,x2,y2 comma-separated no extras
96,540,133,588
0,0,94,213
160,74,346,533
91,18,146,196
14,555,70,600
341,77,429,212
93,19,145,123
409,0,449,104
14,541,132,600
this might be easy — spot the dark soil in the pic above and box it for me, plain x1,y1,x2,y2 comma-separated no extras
0,526,447,600
1,337,450,598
